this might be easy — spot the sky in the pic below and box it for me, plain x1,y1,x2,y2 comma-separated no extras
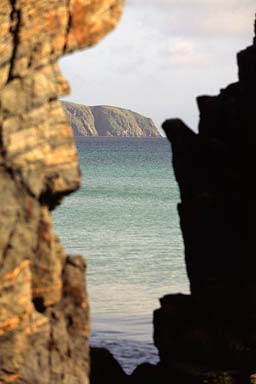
60,0,255,134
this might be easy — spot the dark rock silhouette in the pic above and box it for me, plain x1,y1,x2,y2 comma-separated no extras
130,362,166,384
153,16,256,383
90,347,129,384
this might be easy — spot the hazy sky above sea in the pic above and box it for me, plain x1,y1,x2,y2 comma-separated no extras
60,0,255,134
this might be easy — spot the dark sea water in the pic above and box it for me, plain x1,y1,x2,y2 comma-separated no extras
53,137,189,373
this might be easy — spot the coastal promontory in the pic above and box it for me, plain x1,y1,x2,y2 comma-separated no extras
62,101,160,137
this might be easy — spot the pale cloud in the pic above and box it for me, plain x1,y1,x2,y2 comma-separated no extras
127,0,254,7
202,7,254,36
126,0,255,37
60,1,255,133
166,39,209,66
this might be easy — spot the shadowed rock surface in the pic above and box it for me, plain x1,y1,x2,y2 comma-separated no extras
0,1,124,383
153,16,256,383
90,347,129,384
130,362,165,384
62,101,160,137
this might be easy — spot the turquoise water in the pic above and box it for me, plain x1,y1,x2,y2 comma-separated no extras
53,137,189,371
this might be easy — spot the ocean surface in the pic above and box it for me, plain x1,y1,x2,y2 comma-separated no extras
53,137,189,373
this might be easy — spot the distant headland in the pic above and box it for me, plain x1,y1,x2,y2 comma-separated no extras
62,101,161,137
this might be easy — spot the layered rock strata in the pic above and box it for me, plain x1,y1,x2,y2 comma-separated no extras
0,1,124,383
154,17,256,383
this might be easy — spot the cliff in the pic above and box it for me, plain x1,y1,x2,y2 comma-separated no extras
0,1,124,383
62,101,160,137
154,16,256,384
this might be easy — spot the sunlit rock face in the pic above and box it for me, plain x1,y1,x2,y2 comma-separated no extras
155,17,256,383
0,1,124,383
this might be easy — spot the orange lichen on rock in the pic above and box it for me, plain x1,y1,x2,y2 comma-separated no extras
0,373,22,384
0,259,30,284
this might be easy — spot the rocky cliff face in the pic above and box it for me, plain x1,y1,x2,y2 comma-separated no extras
0,1,124,383
62,101,160,137
153,17,256,383
62,102,98,136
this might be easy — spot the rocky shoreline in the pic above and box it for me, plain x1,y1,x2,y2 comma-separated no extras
0,0,255,383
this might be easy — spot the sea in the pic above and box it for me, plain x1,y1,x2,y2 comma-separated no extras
53,137,189,373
